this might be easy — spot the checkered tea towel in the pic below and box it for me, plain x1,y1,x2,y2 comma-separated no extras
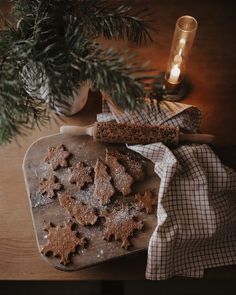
97,100,236,280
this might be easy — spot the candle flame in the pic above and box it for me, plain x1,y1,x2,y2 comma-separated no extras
168,64,180,84
179,38,186,47
171,64,180,74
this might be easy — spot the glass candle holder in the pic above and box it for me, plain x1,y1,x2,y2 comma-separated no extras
165,15,198,90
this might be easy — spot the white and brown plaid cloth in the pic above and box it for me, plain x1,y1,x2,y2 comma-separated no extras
97,100,236,280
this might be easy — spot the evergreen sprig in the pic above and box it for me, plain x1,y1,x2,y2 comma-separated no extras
74,0,153,43
0,0,156,144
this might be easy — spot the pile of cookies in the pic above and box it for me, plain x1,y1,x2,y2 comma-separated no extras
38,144,157,265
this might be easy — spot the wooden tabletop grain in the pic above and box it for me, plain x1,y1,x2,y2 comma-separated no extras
0,0,236,280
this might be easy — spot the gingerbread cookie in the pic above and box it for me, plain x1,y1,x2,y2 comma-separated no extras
39,175,63,198
69,162,93,190
102,206,143,249
59,194,98,226
106,149,145,182
94,159,115,205
105,150,133,196
41,221,86,265
45,144,71,170
135,191,157,214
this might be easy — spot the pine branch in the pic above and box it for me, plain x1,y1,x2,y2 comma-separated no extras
22,8,153,111
0,61,50,144
66,28,151,109
12,0,153,43
0,0,157,144
78,50,146,109
0,25,50,144
75,0,153,43
11,0,40,18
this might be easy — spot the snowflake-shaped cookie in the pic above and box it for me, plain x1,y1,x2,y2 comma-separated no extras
39,175,63,198
102,206,143,249
41,221,86,265
69,162,93,189
45,144,71,170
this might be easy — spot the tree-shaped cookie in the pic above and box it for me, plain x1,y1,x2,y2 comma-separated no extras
45,144,71,170
59,194,98,226
39,175,63,198
41,221,86,265
102,206,143,249
105,150,133,196
94,159,115,205
135,191,157,214
106,149,145,182
69,162,93,190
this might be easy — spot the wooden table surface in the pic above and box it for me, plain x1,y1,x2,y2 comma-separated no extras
0,0,236,280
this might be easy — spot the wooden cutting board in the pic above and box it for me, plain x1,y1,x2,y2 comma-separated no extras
23,133,160,271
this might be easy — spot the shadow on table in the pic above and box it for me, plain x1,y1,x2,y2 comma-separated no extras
1,279,236,295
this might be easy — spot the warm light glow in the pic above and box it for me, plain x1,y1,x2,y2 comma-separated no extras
165,16,198,92
179,38,186,48
168,65,180,84
173,53,182,64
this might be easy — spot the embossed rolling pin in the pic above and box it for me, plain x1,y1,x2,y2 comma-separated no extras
60,121,215,146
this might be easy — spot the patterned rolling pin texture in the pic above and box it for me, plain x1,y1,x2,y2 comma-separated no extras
93,122,179,146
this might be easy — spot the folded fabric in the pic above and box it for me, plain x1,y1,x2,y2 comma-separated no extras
97,100,236,280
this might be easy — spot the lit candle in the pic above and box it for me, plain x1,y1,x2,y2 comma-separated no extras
179,38,186,48
168,64,180,84
165,15,198,93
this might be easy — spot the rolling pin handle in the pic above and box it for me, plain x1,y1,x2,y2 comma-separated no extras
179,133,215,144
60,125,94,137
